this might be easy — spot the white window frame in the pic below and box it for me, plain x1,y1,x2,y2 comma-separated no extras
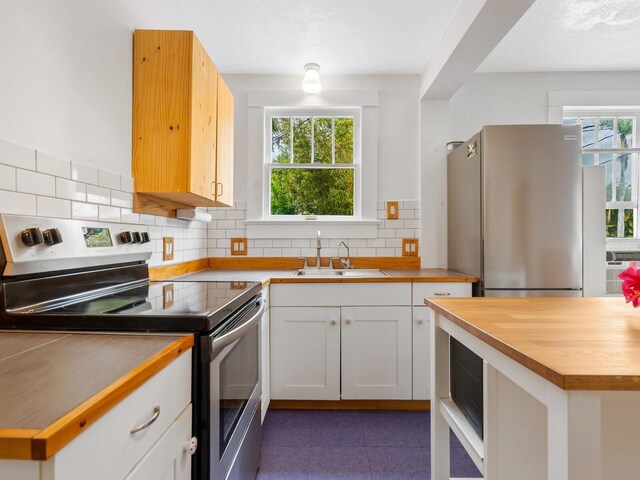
564,109,640,239
263,108,362,221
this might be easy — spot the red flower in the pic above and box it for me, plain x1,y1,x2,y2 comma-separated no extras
619,261,640,307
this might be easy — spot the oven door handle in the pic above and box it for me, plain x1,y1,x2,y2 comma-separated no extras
211,299,263,359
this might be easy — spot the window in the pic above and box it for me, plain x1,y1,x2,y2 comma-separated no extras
563,112,640,238
265,109,360,219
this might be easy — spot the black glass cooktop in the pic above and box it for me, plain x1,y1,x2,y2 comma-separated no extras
1,280,261,333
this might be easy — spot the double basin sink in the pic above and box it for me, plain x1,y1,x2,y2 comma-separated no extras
292,269,389,278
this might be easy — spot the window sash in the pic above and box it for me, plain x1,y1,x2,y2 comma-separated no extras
264,108,361,220
566,111,640,239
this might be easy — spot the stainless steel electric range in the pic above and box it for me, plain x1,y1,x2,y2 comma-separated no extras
0,214,263,480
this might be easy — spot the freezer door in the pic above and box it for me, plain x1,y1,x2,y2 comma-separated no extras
482,125,582,290
448,132,482,280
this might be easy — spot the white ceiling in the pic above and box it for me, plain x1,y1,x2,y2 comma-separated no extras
478,0,640,72
121,0,462,75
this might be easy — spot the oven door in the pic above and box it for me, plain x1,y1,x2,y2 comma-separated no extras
208,296,263,480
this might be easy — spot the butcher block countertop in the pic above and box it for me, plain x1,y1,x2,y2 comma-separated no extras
179,268,477,285
425,297,640,391
0,332,193,460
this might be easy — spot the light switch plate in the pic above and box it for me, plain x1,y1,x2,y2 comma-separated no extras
163,237,174,261
402,238,419,257
231,238,247,256
386,201,399,219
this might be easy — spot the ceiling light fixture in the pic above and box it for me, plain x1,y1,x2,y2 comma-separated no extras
302,63,321,93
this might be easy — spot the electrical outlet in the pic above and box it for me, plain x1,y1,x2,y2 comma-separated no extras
163,284,174,309
163,237,174,261
231,238,247,256
386,201,399,219
402,238,419,257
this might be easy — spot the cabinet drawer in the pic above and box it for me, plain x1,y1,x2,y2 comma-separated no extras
413,282,471,305
43,351,192,480
271,283,411,307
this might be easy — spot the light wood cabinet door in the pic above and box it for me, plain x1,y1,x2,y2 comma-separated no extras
215,74,234,207
132,30,234,216
270,307,340,400
123,405,193,480
189,35,217,203
341,306,412,400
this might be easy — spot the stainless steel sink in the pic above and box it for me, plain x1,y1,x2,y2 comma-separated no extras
291,269,389,278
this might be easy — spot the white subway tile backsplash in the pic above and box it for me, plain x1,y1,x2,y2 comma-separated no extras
292,239,310,247
98,170,121,190
0,165,16,191
385,238,402,248
36,151,71,178
87,185,111,205
98,205,121,222
56,178,86,201
0,138,36,170
71,162,99,185
208,248,226,257
120,176,134,193
255,239,273,248
36,196,70,218
120,209,140,223
273,239,292,248
16,169,55,196
366,238,385,248
404,200,420,210
282,248,301,257
225,210,245,220
357,248,375,256
396,229,414,237
71,202,99,221
263,248,282,257
378,229,396,238
216,219,236,229
403,219,420,228
111,190,133,208
384,219,404,229
247,248,263,257
376,248,395,256
225,229,245,238
138,214,156,226
399,209,414,219
0,190,36,215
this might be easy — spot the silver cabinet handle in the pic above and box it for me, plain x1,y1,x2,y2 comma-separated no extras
184,436,198,455
329,320,337,326
217,182,224,196
417,319,424,325
434,292,451,296
130,406,160,434
345,319,352,325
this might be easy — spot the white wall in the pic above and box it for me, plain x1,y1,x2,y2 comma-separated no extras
224,74,421,203
0,0,138,177
449,71,640,140
421,70,640,267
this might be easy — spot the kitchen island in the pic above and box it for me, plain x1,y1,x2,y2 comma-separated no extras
425,297,640,480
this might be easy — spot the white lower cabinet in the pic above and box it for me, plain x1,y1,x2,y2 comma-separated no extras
123,404,192,480
270,306,341,400
412,282,472,400
260,289,271,422
341,306,412,400
412,307,431,400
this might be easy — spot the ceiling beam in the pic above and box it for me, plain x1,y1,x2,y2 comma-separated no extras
420,0,537,100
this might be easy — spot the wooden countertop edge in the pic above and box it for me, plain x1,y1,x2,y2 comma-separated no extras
267,275,477,284
0,335,194,461
425,299,640,391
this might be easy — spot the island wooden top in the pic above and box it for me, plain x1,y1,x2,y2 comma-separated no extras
425,297,640,391
0,332,193,460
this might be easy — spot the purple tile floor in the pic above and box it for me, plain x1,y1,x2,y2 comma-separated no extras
258,410,482,480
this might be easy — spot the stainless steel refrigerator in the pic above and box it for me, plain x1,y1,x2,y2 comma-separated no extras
448,124,583,297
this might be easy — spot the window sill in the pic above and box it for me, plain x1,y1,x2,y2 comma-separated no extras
245,219,380,239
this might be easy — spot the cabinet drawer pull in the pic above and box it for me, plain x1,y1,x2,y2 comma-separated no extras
434,292,451,296
345,319,352,325
329,320,337,326
417,319,424,325
217,182,224,196
130,406,160,434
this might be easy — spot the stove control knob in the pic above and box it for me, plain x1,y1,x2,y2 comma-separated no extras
118,231,133,244
140,232,150,243
21,227,44,247
131,232,142,244
43,228,63,245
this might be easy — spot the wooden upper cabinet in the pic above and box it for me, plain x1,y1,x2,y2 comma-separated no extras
132,30,234,216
